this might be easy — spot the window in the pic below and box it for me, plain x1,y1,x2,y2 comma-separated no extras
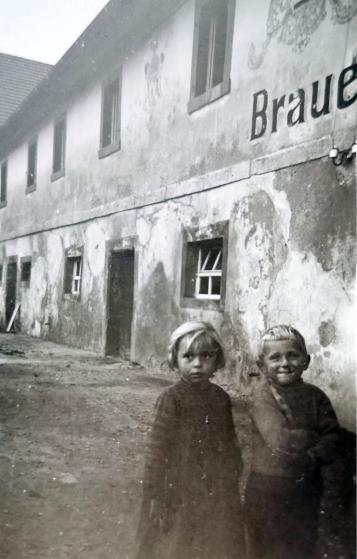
51,116,66,180
20,259,32,287
26,138,37,191
188,0,235,113
0,264,3,283
192,239,222,299
64,254,82,296
99,72,121,158
0,160,8,207
181,222,228,308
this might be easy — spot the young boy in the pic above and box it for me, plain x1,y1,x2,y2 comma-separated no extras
245,325,341,559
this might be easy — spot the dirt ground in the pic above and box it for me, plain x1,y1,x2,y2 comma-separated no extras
0,333,355,559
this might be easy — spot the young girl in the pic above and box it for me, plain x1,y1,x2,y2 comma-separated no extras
136,321,246,559
245,325,341,559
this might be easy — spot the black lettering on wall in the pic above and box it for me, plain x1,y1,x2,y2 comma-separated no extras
251,89,268,140
337,63,357,109
311,75,332,118
287,89,305,126
249,63,357,142
272,95,286,133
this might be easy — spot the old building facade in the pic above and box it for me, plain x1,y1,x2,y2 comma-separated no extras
0,0,356,429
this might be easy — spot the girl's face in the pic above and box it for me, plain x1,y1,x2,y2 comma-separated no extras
259,338,310,387
176,334,218,384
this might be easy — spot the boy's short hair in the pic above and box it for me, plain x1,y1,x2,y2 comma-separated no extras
168,321,225,370
260,324,308,355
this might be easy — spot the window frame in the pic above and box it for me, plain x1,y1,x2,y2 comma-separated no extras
98,70,122,159
194,242,223,300
63,247,83,300
20,257,32,288
26,137,38,193
0,159,8,208
51,115,66,182
181,221,229,310
188,0,236,114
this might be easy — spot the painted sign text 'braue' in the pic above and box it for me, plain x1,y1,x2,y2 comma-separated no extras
251,63,357,140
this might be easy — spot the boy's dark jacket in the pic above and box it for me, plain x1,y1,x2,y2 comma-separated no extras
250,378,341,479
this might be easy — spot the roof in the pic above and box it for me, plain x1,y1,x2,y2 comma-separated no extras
0,0,186,160
0,53,52,126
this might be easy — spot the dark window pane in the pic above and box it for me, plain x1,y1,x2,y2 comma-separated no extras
21,261,31,283
101,79,119,147
64,258,74,294
1,161,7,203
212,1,228,87
185,243,199,296
199,276,209,294
195,0,228,96
204,247,221,270
27,141,37,187
195,5,211,96
53,120,65,173
211,276,221,295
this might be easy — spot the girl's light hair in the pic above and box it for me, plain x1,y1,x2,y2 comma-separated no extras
168,321,225,370
260,324,307,355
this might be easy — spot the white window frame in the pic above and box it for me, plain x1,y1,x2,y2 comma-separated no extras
64,249,83,299
51,115,66,181
195,246,222,300
71,257,82,295
188,0,236,113
99,70,122,158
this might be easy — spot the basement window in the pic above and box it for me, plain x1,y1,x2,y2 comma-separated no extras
188,0,236,113
99,72,122,158
64,254,82,297
181,221,228,309
21,259,32,287
0,160,8,208
26,138,37,192
51,116,66,181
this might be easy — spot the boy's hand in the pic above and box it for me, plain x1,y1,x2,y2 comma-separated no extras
295,452,320,480
290,429,319,451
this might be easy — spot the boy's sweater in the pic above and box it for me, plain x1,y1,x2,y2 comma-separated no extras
250,379,340,479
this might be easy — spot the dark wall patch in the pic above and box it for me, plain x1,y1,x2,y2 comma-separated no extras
319,319,336,347
274,159,356,282
135,261,184,367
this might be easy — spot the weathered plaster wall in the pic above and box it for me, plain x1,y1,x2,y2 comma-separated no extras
0,211,135,352
0,0,355,428
131,158,355,429
0,155,355,426
0,0,356,239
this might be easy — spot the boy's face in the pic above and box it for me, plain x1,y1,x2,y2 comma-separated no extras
259,338,310,387
177,335,217,384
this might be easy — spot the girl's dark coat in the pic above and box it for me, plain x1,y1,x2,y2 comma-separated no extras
136,379,245,559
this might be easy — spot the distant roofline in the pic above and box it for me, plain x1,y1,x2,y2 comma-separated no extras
0,0,186,160
0,51,53,68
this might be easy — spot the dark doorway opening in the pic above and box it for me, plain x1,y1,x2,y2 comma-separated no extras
6,260,18,328
106,249,135,358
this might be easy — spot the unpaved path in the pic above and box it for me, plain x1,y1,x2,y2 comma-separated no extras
0,334,354,559
0,334,174,559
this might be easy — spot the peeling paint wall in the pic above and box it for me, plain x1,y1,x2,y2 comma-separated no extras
131,159,355,429
1,1,356,239
0,0,355,429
